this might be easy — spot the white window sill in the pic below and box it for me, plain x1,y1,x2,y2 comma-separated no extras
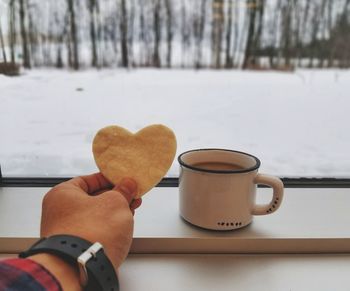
1,252,349,291
2,186,350,290
1,186,350,253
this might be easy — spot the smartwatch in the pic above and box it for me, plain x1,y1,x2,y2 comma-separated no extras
19,235,119,291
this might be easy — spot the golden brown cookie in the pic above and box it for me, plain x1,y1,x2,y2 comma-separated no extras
93,124,177,198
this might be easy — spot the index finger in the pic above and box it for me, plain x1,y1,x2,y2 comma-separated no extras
69,173,113,194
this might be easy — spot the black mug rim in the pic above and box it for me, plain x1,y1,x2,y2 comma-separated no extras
178,148,261,174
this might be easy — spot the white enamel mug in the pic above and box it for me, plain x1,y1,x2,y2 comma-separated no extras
178,149,284,230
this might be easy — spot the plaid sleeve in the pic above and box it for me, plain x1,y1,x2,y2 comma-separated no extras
0,258,62,291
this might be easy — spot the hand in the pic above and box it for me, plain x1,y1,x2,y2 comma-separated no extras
40,172,142,270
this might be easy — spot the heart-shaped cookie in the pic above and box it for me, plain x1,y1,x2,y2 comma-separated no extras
92,124,177,198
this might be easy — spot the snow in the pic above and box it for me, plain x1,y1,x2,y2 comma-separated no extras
0,68,350,178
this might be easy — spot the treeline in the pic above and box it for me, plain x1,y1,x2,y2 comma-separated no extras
0,0,349,70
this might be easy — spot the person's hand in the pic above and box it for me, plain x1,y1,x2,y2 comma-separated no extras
40,172,142,270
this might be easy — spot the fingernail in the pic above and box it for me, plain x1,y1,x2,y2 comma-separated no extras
115,178,137,196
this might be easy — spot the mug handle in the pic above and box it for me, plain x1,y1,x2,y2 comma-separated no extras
251,174,284,215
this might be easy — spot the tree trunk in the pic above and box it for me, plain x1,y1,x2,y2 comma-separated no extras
231,0,240,67
327,0,334,67
88,0,98,67
225,0,233,68
293,0,302,67
56,44,63,68
119,0,129,67
268,0,282,68
110,13,119,62
26,2,38,66
194,0,207,68
298,0,311,67
9,0,16,63
67,0,79,70
19,0,31,68
242,0,257,69
95,1,102,66
128,0,135,66
42,3,52,67
281,2,292,67
139,0,148,66
211,0,224,68
66,34,73,68
339,0,350,67
180,0,186,67
164,0,172,68
254,0,265,66
308,1,326,68
64,10,73,68
153,0,161,67
318,0,328,68
0,17,7,63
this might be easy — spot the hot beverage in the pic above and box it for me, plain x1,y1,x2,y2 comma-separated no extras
191,161,244,171
178,149,284,230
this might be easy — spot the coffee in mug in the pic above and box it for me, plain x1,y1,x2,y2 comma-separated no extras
191,161,245,171
178,149,284,230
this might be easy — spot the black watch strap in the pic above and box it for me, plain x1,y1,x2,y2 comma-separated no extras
19,235,119,291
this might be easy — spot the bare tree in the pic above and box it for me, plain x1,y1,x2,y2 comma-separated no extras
41,2,53,67
281,1,293,67
211,0,224,68
0,16,7,63
242,0,257,69
180,0,191,67
308,0,327,68
8,0,17,63
297,0,311,66
193,0,207,68
19,0,31,68
120,0,129,67
326,0,335,67
253,0,265,65
292,0,303,67
106,12,119,63
332,0,350,67
225,0,233,68
54,9,65,68
67,0,79,70
27,1,39,66
340,0,350,67
1,0,349,70
267,0,282,68
164,0,173,67
128,0,136,66
138,0,150,66
318,0,329,68
231,0,240,66
88,0,99,67
153,0,161,67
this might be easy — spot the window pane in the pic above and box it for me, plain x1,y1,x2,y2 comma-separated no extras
0,0,349,178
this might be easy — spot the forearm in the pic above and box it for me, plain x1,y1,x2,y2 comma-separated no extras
29,254,82,291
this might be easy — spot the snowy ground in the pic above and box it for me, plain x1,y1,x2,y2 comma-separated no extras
0,68,349,178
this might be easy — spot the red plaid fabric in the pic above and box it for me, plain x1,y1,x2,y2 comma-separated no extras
0,258,62,291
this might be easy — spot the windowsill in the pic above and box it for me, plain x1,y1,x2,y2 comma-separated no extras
1,187,350,254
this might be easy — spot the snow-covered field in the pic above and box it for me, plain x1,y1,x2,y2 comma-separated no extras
0,69,349,178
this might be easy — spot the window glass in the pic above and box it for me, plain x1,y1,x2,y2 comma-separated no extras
0,0,349,178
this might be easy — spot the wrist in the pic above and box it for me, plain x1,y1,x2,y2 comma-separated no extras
29,253,82,291
19,235,119,291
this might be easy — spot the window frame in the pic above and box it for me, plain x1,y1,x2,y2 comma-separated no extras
1,176,350,188
2,163,350,188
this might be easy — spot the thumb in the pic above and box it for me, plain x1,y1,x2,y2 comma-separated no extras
114,178,138,205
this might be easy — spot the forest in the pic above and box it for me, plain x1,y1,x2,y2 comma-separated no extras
0,0,349,72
